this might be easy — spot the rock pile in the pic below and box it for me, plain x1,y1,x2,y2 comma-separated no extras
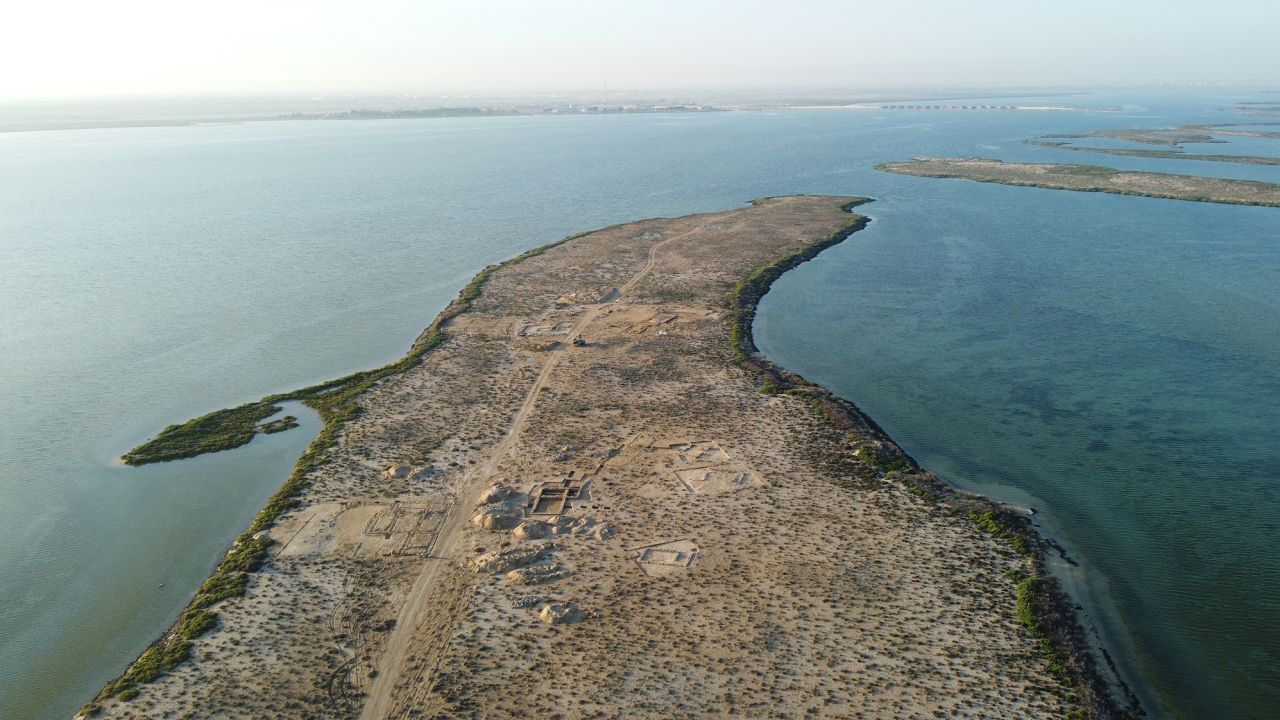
538,602,582,625
477,482,514,505
380,463,433,482
469,541,555,574
470,482,523,531
512,516,613,541
464,479,612,623
507,563,572,585
470,505,522,531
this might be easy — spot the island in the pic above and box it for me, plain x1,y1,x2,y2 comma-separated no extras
1189,123,1280,141
1029,139,1280,167
878,158,1280,207
83,196,1137,719
1028,123,1280,166
1041,128,1223,146
1042,125,1280,145
1236,102,1280,117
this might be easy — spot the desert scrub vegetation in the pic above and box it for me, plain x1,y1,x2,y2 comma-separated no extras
727,199,1105,717
904,483,941,503
258,415,299,434
1016,577,1072,685
855,444,911,473
968,508,1031,555
190,571,248,608
757,377,783,395
100,602,221,700
97,229,585,701
1052,164,1119,177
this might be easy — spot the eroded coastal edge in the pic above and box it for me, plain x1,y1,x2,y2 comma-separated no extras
86,197,1140,718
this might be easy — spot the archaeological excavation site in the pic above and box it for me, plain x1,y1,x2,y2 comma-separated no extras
89,196,1110,720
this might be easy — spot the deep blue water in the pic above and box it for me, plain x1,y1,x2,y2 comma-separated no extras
0,90,1275,719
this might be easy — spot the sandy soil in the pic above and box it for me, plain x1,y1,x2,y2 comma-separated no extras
91,196,1082,719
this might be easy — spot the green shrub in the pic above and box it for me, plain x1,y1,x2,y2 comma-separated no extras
126,639,191,684
726,201,869,366
177,609,217,638
971,509,1004,536
1016,578,1072,684
968,509,1031,556
905,482,941,503
122,403,281,465
101,227,585,698
219,535,273,573
116,687,140,701
856,445,911,474
191,572,249,609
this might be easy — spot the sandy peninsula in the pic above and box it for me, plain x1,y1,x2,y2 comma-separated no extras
879,158,1280,207
84,196,1136,719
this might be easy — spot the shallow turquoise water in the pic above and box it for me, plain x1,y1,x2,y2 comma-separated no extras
757,190,1280,719
0,90,1276,718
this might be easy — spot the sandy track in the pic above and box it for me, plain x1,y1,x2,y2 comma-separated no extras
358,226,695,720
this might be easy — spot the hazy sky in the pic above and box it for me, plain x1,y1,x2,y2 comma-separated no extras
4,0,1279,99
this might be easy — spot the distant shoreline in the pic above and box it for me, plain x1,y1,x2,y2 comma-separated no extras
787,103,1119,112
0,94,1121,135
1029,139,1280,166
0,105,724,134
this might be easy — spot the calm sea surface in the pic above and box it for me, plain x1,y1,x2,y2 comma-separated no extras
0,91,1276,719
